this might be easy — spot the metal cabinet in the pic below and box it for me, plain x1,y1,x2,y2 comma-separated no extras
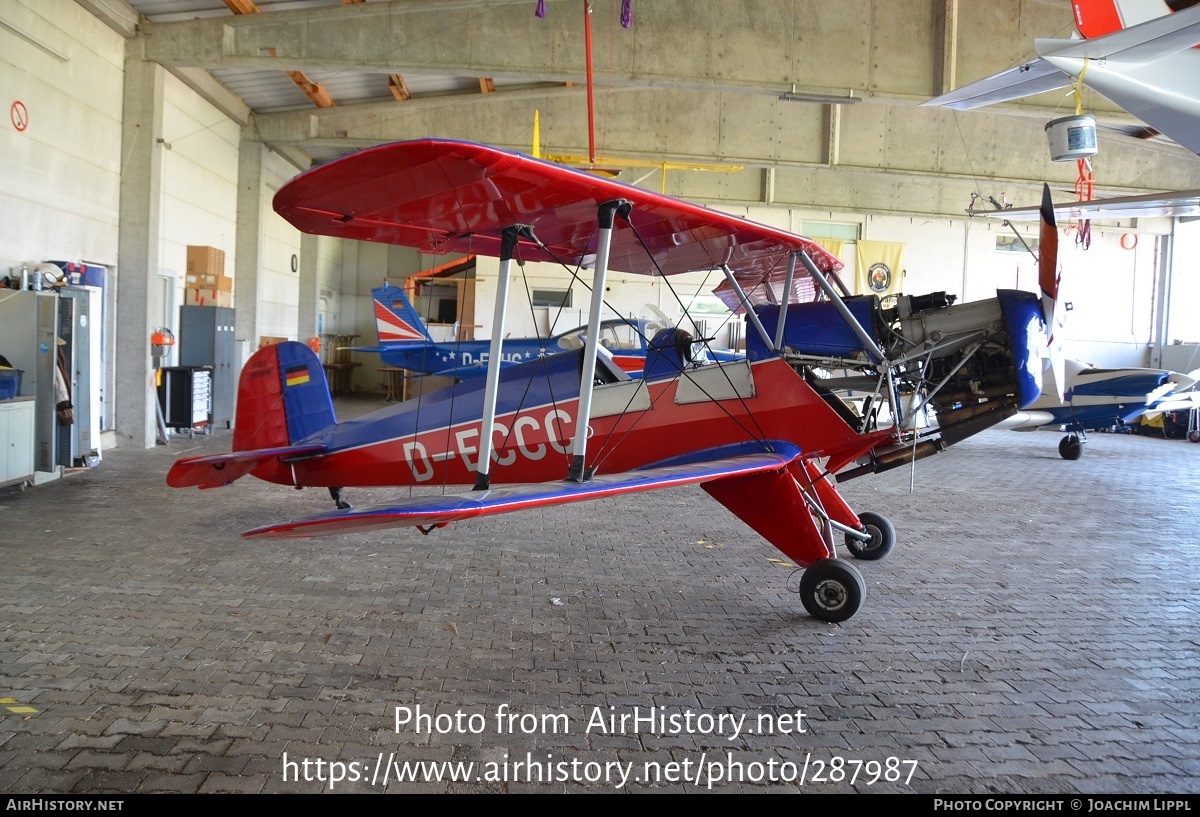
179,305,236,428
157,367,212,436
0,398,36,488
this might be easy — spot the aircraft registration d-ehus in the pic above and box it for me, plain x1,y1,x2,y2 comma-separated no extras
168,139,1058,623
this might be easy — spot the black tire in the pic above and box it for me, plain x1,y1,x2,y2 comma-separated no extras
1059,433,1083,460
1189,430,1200,444
799,559,866,623
845,511,895,561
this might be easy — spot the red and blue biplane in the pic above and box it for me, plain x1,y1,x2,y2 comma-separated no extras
168,139,1058,622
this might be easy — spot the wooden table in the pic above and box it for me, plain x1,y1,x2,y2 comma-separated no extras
322,362,359,397
321,334,360,397
378,367,411,402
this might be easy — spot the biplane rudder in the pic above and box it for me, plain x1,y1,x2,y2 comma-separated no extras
232,341,337,453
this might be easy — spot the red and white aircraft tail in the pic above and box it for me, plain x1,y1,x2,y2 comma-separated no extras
922,0,1200,155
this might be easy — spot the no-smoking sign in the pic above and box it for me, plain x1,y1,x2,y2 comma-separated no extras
11,101,28,132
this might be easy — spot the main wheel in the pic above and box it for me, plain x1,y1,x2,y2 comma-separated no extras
1189,430,1200,444
1059,433,1083,460
798,559,866,623
845,511,895,561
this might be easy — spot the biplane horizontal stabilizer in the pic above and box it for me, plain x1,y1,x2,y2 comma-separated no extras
167,444,327,489
242,443,803,539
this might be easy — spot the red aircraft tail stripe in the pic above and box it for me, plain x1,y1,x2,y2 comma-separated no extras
374,299,425,341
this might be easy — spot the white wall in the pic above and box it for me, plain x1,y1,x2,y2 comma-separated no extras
1167,220,1200,346
159,71,239,330
258,151,303,340
0,0,123,269
315,235,344,337
1162,219,1200,374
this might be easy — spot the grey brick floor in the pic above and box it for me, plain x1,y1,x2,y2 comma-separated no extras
0,398,1197,793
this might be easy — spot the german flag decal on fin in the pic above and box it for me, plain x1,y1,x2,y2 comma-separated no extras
285,364,311,387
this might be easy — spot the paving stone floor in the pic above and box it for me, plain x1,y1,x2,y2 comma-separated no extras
0,398,1197,793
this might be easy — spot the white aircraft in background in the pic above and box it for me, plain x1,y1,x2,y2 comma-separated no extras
924,0,1200,222
999,359,1200,458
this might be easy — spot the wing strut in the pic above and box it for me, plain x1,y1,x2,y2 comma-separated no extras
798,251,887,365
476,224,538,490
720,265,776,351
772,253,798,352
567,199,632,482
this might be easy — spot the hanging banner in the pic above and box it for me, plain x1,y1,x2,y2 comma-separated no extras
813,237,845,261
812,238,853,291
855,240,905,298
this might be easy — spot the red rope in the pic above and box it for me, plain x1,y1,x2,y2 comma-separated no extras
1074,158,1093,250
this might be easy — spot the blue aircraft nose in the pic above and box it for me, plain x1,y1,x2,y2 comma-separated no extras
997,289,1047,410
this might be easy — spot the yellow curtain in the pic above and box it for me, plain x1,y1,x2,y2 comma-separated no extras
855,240,905,297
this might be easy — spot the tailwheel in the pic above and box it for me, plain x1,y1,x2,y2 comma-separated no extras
1058,433,1083,460
329,486,352,510
798,559,866,623
844,511,895,561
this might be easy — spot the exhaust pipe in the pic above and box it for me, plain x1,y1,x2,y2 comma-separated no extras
836,400,1017,482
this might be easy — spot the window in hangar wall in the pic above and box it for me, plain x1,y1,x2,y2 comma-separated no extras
801,223,861,242
530,288,573,308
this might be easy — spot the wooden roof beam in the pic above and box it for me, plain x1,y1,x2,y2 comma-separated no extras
388,74,411,101
222,0,334,109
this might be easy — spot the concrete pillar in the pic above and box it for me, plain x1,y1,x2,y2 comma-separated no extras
297,232,319,342
235,130,264,349
115,58,165,450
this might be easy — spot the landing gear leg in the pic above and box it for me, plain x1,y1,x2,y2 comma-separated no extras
701,466,868,622
329,487,352,510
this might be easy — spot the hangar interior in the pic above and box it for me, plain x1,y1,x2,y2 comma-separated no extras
1,0,1199,795
4,0,1200,456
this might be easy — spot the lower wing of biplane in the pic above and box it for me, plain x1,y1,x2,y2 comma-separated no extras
169,139,1058,623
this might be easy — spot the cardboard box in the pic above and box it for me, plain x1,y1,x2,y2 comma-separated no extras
184,272,233,291
186,246,226,280
185,288,233,308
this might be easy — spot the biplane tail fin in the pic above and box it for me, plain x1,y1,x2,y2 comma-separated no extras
370,283,432,345
167,342,335,489
232,341,337,453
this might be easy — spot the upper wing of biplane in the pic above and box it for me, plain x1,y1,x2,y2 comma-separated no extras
273,139,843,308
242,443,802,539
